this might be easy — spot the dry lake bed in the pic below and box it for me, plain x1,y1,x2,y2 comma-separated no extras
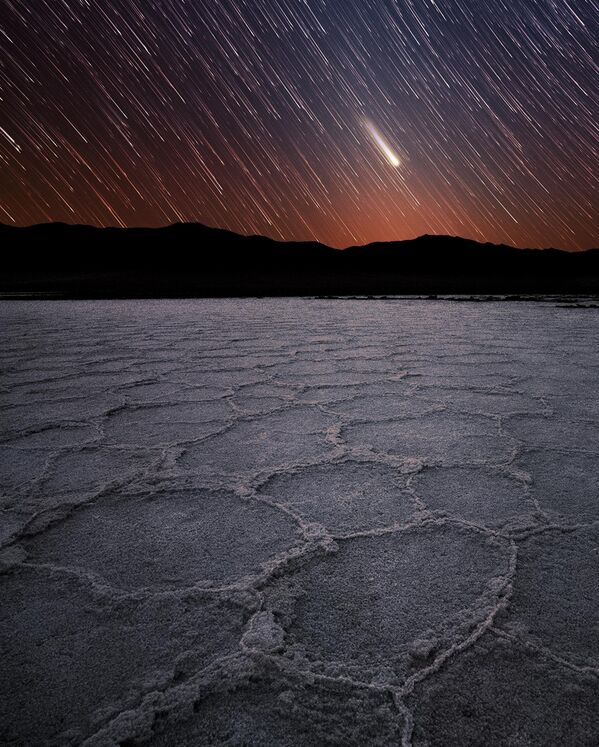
1,298,599,746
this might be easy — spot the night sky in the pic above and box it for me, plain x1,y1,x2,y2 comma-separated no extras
2,0,598,249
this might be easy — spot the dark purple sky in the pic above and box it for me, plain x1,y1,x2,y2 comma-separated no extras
2,0,598,248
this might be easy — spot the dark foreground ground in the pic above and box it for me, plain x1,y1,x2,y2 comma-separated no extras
1,299,599,746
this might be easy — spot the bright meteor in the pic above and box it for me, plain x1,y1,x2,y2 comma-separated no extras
365,121,401,167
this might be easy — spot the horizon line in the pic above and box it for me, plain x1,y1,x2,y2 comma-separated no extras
2,220,597,254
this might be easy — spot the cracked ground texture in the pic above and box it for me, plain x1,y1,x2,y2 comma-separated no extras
1,298,598,747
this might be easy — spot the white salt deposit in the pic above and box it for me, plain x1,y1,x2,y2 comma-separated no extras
1,298,598,746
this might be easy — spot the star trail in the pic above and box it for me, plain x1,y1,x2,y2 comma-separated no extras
1,0,598,249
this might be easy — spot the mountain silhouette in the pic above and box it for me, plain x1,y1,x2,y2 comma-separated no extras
1,222,598,297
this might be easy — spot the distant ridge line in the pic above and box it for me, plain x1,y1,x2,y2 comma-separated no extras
2,220,597,254
1,222,598,297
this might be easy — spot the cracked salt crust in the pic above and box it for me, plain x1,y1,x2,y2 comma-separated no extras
1,298,598,746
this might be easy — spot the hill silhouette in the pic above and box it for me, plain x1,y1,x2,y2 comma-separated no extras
1,222,598,297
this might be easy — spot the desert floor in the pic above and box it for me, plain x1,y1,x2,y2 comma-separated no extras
1,299,598,746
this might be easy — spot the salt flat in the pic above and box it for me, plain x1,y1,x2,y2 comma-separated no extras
1,299,598,746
